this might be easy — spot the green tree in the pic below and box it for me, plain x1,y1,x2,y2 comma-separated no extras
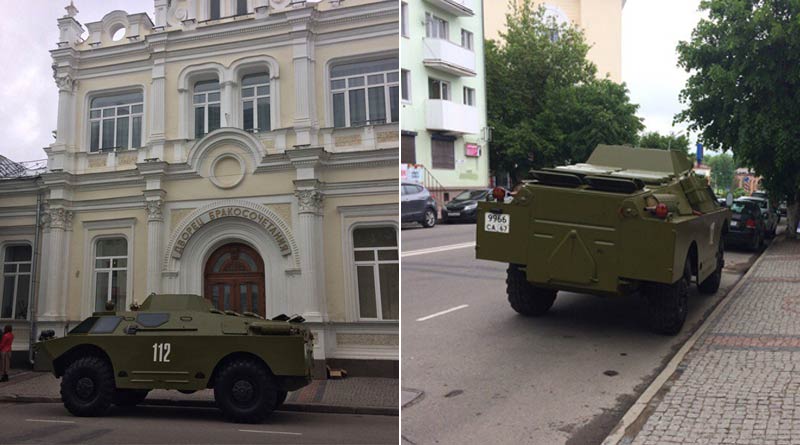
706,152,736,193
635,131,691,154
676,0,800,237
487,0,643,183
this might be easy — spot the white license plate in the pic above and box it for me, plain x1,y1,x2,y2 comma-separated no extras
485,213,510,233
730,221,738,227
449,212,460,217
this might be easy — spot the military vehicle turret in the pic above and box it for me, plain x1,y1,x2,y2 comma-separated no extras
34,294,313,423
476,145,730,335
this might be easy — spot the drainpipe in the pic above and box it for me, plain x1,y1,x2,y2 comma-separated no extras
28,182,43,365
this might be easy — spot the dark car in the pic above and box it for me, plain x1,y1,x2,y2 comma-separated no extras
442,189,490,223
401,182,437,228
725,199,766,251
739,196,779,238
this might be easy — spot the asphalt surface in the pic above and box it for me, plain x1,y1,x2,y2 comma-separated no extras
400,221,765,445
0,402,398,444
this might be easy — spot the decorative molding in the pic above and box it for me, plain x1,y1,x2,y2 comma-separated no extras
46,207,74,231
54,75,77,93
295,189,323,214
146,199,164,222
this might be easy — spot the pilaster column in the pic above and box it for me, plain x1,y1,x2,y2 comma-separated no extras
145,195,165,295
294,180,325,322
154,0,169,28
54,75,77,148
221,80,237,128
291,18,318,146
149,37,168,160
40,205,73,320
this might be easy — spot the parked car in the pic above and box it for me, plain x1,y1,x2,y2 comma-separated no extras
442,189,490,223
401,182,437,228
725,199,767,251
739,196,779,238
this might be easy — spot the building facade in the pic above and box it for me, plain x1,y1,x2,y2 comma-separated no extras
0,0,399,376
483,0,625,82
400,0,489,195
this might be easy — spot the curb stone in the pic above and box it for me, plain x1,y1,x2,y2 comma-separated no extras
0,395,398,416
601,241,775,445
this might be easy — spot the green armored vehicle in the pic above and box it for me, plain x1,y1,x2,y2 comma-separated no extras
477,145,730,335
34,294,313,423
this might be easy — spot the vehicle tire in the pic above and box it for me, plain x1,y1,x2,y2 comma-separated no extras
750,232,761,252
61,356,115,417
274,390,288,410
421,208,436,228
214,359,277,424
698,241,723,294
645,257,690,335
506,264,557,316
112,389,149,407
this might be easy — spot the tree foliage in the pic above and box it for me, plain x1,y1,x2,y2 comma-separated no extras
635,131,692,154
705,152,736,193
676,0,800,235
487,0,643,182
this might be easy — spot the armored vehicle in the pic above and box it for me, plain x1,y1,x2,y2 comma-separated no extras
34,294,313,423
476,145,730,335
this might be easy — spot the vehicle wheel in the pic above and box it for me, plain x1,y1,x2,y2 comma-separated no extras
421,208,436,228
214,359,277,424
750,232,761,252
645,257,690,335
274,390,288,410
698,241,723,294
506,264,557,316
61,356,115,417
112,389,149,407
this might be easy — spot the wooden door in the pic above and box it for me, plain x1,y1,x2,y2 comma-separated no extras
203,243,266,317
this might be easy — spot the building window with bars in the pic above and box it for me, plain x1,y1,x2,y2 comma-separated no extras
93,238,128,312
353,226,398,321
89,91,143,152
1,245,31,320
330,57,399,128
241,73,270,133
194,80,221,139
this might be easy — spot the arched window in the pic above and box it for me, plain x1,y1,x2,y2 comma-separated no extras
93,238,128,312
241,73,270,133
89,91,143,152
1,244,32,320
194,80,221,138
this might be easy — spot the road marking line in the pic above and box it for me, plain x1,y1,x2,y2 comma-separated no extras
238,429,302,436
402,242,475,258
25,419,76,424
417,304,469,322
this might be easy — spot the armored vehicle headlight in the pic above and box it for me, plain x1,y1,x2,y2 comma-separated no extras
655,203,669,219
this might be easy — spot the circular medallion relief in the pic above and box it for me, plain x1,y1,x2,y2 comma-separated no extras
210,154,245,189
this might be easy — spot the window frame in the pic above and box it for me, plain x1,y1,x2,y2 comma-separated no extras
1,243,32,320
351,226,399,321
461,29,474,50
235,0,249,16
428,78,450,101
330,58,399,128
463,86,476,106
240,73,271,133
193,79,222,139
92,237,129,313
425,12,449,40
88,91,144,153
401,2,409,38
401,69,411,103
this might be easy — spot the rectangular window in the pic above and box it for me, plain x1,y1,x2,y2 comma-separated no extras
401,2,409,37
428,78,450,100
89,91,143,152
461,29,474,50
425,13,448,39
401,69,411,102
1,245,32,320
353,227,398,320
331,57,398,128
193,80,221,138
401,133,416,164
463,87,476,106
432,136,456,169
210,0,221,19
236,0,248,15
240,73,270,132
94,238,128,312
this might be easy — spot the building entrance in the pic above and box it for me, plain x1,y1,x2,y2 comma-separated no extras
203,243,266,317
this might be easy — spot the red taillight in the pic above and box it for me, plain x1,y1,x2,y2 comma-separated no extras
655,203,669,219
746,219,756,229
492,187,506,202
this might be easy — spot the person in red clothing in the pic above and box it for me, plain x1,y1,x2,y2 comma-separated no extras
0,325,12,382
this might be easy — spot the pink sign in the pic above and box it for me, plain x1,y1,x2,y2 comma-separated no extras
465,143,480,157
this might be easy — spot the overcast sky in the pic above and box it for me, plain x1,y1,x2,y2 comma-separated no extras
0,0,705,162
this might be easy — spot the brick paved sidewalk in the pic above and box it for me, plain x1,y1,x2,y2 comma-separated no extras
621,238,800,445
0,371,397,416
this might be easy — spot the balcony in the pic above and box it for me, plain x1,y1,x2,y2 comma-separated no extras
423,38,476,77
426,100,479,135
424,0,474,16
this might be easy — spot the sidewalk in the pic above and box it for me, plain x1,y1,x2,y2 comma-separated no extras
0,371,397,416
610,237,800,445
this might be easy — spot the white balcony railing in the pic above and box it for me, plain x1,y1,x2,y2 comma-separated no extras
426,100,480,135
423,38,477,77
423,0,474,16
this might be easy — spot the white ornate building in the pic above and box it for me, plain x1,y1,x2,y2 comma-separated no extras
0,0,399,376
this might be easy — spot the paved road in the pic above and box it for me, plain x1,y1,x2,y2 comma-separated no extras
0,403,398,444
401,222,765,445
